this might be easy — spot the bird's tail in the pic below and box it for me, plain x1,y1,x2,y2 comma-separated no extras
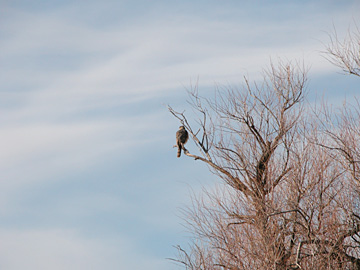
177,144,182,158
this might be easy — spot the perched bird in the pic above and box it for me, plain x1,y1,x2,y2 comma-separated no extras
176,126,189,158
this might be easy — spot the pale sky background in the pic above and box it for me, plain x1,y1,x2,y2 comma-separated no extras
0,1,359,269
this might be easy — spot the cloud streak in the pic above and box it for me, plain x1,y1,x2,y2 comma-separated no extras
0,228,170,270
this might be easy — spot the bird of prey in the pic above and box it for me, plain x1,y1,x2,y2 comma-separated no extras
176,126,189,158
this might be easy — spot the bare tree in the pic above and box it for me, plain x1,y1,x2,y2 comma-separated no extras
325,24,360,77
169,28,360,270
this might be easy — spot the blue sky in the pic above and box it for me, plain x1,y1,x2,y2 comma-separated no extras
0,1,359,269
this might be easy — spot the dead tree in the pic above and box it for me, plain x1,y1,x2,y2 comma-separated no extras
169,26,360,269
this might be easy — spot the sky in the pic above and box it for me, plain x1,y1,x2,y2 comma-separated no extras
0,1,359,269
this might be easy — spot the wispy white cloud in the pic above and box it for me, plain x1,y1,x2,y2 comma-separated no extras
0,228,171,270
2,1,357,104
0,114,163,181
